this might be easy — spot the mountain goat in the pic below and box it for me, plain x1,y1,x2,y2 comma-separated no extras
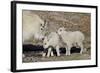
42,32,60,57
23,11,47,44
57,27,85,56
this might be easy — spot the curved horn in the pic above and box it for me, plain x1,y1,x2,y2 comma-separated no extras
44,19,46,26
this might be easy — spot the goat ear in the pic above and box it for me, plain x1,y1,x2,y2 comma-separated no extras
44,19,47,26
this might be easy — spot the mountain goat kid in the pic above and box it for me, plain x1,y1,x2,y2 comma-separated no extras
42,32,60,57
57,27,85,56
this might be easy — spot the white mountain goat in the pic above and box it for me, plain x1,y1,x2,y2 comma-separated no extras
57,27,85,56
23,11,47,44
42,32,60,57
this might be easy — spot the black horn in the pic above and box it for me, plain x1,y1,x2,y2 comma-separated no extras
44,19,46,26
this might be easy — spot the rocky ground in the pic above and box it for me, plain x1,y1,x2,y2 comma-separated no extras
23,50,91,63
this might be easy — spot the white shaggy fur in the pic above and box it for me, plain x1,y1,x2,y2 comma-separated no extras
23,11,47,43
42,32,60,57
57,27,85,56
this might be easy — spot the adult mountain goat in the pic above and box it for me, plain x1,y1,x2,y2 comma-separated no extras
57,27,85,56
23,11,47,44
